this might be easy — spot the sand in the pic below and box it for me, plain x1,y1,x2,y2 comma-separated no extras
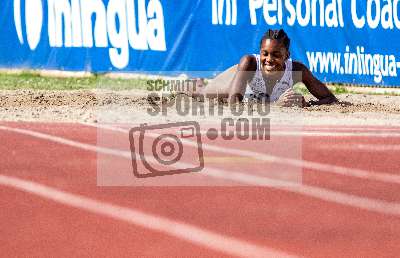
0,89,399,126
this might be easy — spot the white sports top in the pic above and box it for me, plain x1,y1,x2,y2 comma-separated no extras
245,54,293,102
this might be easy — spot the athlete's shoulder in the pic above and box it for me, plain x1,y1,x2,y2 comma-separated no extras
292,60,322,84
291,60,309,72
238,55,257,71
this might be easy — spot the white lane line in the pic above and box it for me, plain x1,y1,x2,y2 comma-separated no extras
300,127,400,132
317,143,400,152
85,123,400,186
194,123,400,131
168,124,400,137
198,130,400,138
273,131,400,137
2,125,400,217
293,126,400,132
0,125,132,158
0,175,294,258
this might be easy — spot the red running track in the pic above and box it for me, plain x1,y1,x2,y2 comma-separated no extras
1,121,400,257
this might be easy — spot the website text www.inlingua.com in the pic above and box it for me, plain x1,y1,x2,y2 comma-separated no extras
306,46,400,84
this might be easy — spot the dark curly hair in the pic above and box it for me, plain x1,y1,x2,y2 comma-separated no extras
259,29,291,51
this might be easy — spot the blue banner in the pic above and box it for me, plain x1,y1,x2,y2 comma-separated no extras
1,0,399,86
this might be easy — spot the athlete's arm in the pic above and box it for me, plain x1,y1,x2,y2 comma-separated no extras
228,55,257,103
293,61,338,106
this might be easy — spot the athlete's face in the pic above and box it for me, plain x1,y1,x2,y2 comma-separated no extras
260,39,289,75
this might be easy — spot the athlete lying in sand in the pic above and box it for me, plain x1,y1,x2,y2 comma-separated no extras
192,29,338,107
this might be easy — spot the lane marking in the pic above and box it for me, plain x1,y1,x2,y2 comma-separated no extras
198,130,400,138
86,122,400,134
146,124,400,137
0,175,294,258
86,123,400,186
2,125,400,217
97,124,400,137
317,143,400,152
299,127,400,132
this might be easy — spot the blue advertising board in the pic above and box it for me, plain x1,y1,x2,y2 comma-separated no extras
1,0,400,86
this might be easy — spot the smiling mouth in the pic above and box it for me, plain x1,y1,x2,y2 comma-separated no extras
263,64,277,71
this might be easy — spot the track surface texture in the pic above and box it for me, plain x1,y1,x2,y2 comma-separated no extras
1,121,400,258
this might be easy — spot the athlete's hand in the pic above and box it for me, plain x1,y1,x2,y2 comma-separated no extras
276,88,306,107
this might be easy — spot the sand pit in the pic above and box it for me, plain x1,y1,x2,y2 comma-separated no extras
0,89,399,126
